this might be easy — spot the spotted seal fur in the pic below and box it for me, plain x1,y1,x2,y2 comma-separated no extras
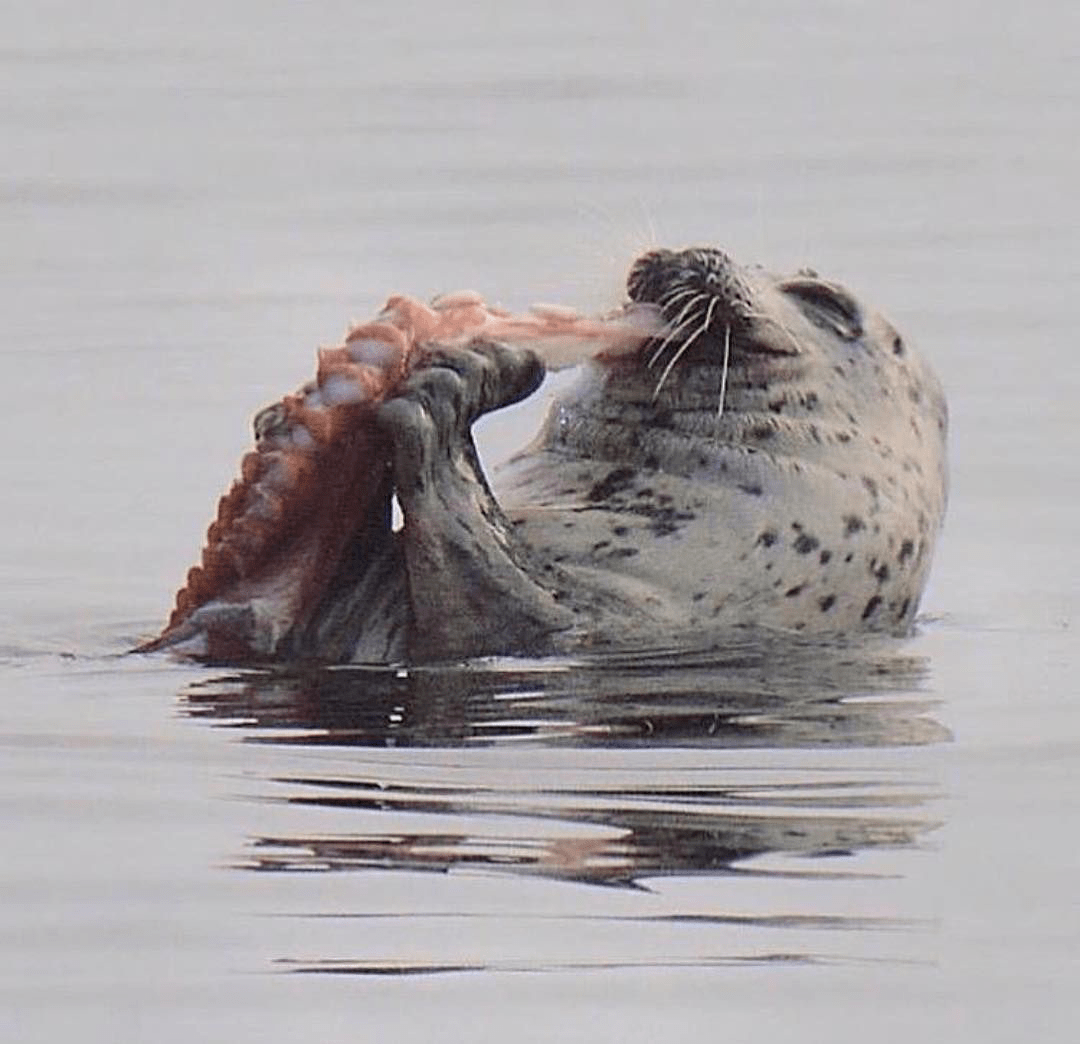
140,246,947,662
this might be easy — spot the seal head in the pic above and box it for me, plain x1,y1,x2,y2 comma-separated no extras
496,246,948,645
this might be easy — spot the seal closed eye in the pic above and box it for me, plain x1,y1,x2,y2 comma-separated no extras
779,277,864,340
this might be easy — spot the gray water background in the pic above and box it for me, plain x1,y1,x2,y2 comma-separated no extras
2,0,1078,1040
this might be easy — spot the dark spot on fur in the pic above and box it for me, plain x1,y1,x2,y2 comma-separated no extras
751,423,775,440
861,595,882,620
862,476,879,498
844,552,854,563
635,487,654,499
843,515,865,536
612,525,629,537
739,483,764,497
643,455,660,471
898,596,911,618
872,561,890,583
785,584,805,598
892,335,905,356
768,397,786,414
898,539,915,563
592,540,611,552
793,533,820,554
819,550,832,565
586,467,637,502
819,594,836,612
609,547,639,559
757,529,779,548
692,591,706,602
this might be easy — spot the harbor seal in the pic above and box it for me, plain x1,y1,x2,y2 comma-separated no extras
139,246,947,663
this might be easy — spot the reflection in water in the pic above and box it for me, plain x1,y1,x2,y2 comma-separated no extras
181,638,947,974
185,639,946,749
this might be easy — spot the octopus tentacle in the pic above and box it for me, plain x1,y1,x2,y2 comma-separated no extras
140,293,660,660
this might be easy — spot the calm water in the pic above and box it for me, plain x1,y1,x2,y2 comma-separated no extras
3,1,1078,1040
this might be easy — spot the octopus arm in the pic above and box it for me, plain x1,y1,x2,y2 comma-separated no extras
139,294,656,661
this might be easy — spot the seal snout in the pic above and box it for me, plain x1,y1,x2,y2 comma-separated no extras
625,247,777,381
627,246,757,335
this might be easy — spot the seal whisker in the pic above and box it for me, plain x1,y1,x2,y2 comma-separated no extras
652,295,718,400
647,312,702,370
647,293,709,369
717,322,732,419
660,290,709,331
658,287,700,311
651,319,707,399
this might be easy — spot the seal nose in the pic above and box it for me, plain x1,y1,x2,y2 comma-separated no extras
627,247,741,308
626,246,754,340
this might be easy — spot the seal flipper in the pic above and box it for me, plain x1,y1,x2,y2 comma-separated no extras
275,465,411,664
377,338,575,660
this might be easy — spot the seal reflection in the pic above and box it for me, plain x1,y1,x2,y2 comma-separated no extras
180,639,946,977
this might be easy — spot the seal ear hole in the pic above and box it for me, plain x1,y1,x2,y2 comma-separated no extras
780,278,864,341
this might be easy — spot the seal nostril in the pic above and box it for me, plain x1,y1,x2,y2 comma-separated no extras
627,249,677,304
